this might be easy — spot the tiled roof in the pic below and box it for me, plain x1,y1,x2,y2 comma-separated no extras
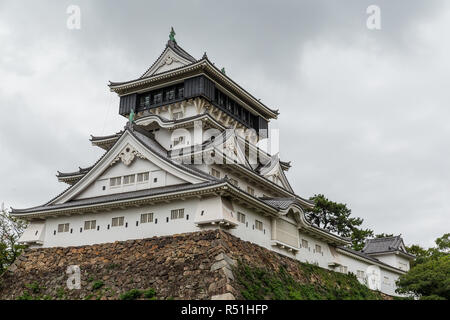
11,181,221,214
362,236,403,254
259,197,298,210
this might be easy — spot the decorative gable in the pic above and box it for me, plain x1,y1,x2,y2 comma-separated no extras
141,40,197,78
50,129,208,205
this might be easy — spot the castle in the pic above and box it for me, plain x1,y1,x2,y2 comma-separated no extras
12,29,414,297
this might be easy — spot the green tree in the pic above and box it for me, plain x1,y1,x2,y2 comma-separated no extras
305,194,374,251
397,233,450,299
0,204,27,274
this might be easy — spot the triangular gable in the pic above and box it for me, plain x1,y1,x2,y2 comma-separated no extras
50,129,208,205
260,157,294,193
141,42,196,78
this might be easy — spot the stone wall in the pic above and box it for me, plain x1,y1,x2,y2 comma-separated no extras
0,230,390,300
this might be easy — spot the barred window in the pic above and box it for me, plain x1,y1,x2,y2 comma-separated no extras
302,239,309,249
247,186,255,196
137,172,149,183
357,270,365,278
140,213,154,224
110,177,122,187
171,208,185,220
211,168,220,178
255,220,263,231
237,212,246,224
84,220,96,230
315,244,322,254
112,217,124,227
57,223,70,233
173,136,184,146
172,111,183,120
123,174,135,185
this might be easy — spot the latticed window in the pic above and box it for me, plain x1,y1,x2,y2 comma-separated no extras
140,213,154,224
172,111,183,120
302,239,309,249
112,217,124,227
315,244,322,254
171,209,185,220
247,186,255,196
58,223,70,233
211,168,220,178
357,270,365,278
237,212,246,224
84,220,96,230
123,174,135,185
255,220,263,231
110,177,121,187
137,172,149,183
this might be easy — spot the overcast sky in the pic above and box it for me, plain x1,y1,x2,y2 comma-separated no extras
0,0,448,248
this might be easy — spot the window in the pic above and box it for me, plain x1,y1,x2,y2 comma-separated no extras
173,136,185,146
315,244,322,254
57,223,70,233
255,220,263,231
84,220,96,230
177,88,184,99
339,266,348,274
302,239,309,249
123,174,135,185
211,168,221,179
171,208,185,220
247,186,255,196
357,270,365,279
237,212,246,224
137,172,149,183
172,111,183,120
383,276,390,285
110,177,121,187
229,178,238,187
140,213,154,224
153,93,162,104
166,90,175,101
112,217,124,227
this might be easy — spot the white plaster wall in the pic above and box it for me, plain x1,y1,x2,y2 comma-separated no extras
42,199,202,248
75,158,185,200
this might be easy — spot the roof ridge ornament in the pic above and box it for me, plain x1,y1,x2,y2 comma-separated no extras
169,27,176,43
221,67,226,75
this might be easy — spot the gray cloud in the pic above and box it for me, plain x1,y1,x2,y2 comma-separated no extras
0,0,448,247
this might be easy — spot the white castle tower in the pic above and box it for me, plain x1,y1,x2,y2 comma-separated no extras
12,29,413,296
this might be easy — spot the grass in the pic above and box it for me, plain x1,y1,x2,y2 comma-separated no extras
235,261,384,300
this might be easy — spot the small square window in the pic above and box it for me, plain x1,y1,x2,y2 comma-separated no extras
123,174,135,185
110,177,121,187
255,220,263,231
112,217,124,227
171,208,185,220
237,212,246,224
84,220,96,230
247,186,255,196
211,168,221,179
57,223,70,233
315,244,322,254
140,213,154,224
302,239,309,249
137,172,149,183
